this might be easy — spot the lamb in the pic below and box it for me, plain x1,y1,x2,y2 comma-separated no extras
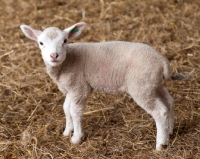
20,22,174,151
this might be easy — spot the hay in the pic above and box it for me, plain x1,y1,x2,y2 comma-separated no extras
0,0,200,158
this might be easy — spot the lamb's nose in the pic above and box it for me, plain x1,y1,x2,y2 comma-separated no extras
50,53,59,59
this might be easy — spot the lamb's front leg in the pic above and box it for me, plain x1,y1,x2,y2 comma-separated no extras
70,99,85,144
63,95,74,136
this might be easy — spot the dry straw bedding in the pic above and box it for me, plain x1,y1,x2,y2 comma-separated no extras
0,0,200,158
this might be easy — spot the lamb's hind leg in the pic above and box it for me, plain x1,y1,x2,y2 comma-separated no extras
63,95,74,136
153,99,170,151
129,88,171,151
157,86,174,135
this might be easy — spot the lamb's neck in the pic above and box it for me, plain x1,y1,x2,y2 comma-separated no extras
45,62,62,81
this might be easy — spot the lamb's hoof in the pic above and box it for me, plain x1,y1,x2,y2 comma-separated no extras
71,133,85,144
63,129,73,136
156,144,168,151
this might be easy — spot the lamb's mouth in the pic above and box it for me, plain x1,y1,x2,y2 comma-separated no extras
51,60,59,63
50,60,62,66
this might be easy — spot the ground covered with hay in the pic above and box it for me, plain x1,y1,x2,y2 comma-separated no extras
0,0,200,158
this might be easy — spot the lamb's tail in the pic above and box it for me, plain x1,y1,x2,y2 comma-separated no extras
163,60,171,80
162,59,187,80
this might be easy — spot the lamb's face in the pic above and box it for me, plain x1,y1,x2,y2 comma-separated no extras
20,22,86,67
38,27,68,66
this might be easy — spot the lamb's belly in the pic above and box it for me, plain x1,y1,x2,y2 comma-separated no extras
92,86,126,94
87,62,128,93
90,77,127,93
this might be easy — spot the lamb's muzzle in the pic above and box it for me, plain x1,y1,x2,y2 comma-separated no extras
50,53,59,62
20,22,174,151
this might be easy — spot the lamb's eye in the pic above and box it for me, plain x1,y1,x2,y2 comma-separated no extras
39,42,43,45
63,39,67,43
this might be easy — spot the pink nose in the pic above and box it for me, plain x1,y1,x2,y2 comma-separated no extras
50,53,59,59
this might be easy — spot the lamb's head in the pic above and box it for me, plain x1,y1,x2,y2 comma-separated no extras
20,22,86,66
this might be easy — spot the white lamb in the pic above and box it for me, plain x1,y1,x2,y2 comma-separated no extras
20,22,174,151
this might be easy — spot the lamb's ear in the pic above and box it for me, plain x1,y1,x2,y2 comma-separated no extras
20,25,42,41
64,22,86,40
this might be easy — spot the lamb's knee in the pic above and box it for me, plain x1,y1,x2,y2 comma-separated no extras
151,100,170,129
70,104,84,118
153,108,169,121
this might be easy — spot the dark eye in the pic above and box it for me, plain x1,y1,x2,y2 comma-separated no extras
39,42,43,45
64,39,67,43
